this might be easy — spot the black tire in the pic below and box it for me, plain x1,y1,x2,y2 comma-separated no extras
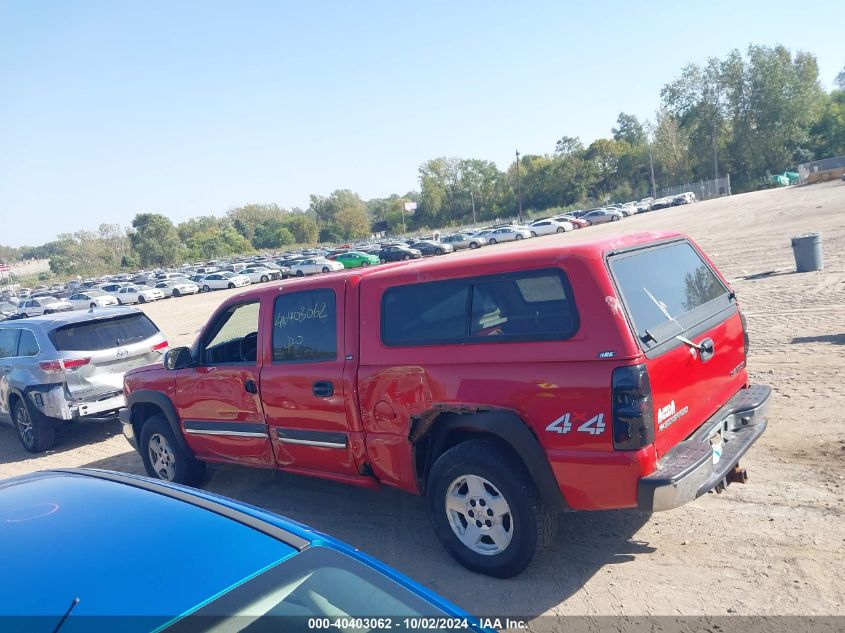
44,309,53,315
611,215,620,222
90,302,97,309
361,261,369,267
436,248,444,255
556,227,565,233
227,283,235,289
19,313,28,318
531,231,537,238
173,289,180,297
469,242,479,249
296,270,304,277
427,438,557,578
202,284,211,292
515,234,523,240
489,238,497,244
322,267,329,273
13,398,55,453
260,275,268,283
139,415,206,486
138,295,146,304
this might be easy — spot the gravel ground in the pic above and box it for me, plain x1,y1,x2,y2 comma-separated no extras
1,181,843,624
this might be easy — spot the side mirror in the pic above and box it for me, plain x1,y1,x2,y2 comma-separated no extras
164,346,193,371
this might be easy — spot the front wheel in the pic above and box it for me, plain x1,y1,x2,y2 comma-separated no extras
322,267,329,273
556,227,565,233
140,415,205,486
436,248,444,255
13,399,55,453
90,302,97,309
296,270,304,277
427,439,556,578
138,295,146,304
403,255,410,261
260,275,268,283
611,215,620,222
469,242,479,249
202,285,211,292
515,234,523,240
361,261,369,267
173,289,180,297
530,231,537,238
228,283,235,289
489,238,497,244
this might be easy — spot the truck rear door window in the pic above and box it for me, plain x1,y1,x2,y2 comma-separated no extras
381,269,578,346
272,289,337,363
50,314,160,351
609,240,731,349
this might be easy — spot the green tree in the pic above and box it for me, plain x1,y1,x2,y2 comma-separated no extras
308,190,370,240
128,213,183,267
281,213,318,244
836,64,845,91
612,113,647,147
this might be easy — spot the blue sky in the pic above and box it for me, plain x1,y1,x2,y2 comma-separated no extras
1,1,843,247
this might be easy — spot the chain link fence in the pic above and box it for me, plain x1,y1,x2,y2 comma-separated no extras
657,175,731,201
797,156,845,184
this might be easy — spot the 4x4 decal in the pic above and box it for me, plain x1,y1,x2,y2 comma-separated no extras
545,412,606,435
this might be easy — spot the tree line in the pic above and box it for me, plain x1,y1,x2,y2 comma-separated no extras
2,44,843,278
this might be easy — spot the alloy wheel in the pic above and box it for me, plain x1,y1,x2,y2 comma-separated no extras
445,474,513,555
148,433,176,481
15,404,34,449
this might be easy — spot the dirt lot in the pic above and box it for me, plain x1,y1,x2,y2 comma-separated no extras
1,181,843,622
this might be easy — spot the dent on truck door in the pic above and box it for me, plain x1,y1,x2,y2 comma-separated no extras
259,280,362,478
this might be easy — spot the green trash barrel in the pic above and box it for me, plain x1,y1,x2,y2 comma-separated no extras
791,232,823,272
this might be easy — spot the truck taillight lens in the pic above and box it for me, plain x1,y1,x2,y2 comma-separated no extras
611,364,655,451
39,358,91,373
739,310,749,357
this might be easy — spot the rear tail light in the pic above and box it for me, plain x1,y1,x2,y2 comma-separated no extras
739,310,749,357
38,358,91,373
611,364,655,450
152,340,168,352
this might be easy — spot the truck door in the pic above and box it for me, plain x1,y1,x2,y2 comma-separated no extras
259,278,361,478
175,299,274,468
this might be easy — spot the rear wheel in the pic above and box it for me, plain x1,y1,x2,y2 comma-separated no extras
556,227,565,233
296,270,304,277
173,289,180,297
403,255,410,261
260,275,268,283
44,309,53,315
530,231,537,237
202,285,211,292
611,215,620,222
19,313,28,318
469,242,479,249
436,248,444,255
138,295,146,304
489,238,497,244
361,261,369,267
322,267,330,273
427,439,556,578
140,415,205,486
90,302,97,309
13,399,55,453
515,234,523,240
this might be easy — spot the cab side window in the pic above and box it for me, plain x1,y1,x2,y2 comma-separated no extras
272,289,337,363
200,302,260,365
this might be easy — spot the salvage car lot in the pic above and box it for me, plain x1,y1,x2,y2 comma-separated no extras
1,182,843,622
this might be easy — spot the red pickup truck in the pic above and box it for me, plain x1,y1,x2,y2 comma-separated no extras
120,232,770,577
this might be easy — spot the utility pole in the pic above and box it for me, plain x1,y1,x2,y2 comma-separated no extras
713,120,719,183
470,189,476,224
648,144,657,199
515,150,522,223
